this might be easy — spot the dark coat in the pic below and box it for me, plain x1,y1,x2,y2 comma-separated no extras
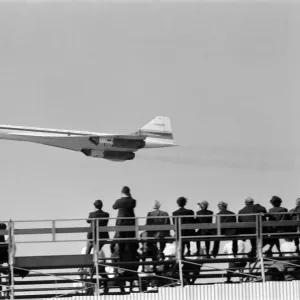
268,206,289,233
195,209,213,235
217,208,237,236
146,209,171,238
113,196,136,226
238,204,258,235
87,209,109,240
268,207,288,221
255,204,267,221
172,207,195,236
290,205,300,220
238,205,258,223
290,205,300,233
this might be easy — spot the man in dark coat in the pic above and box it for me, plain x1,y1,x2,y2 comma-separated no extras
146,200,171,254
172,197,195,257
86,200,109,254
238,197,258,257
255,203,267,221
195,201,214,258
112,186,138,261
113,186,136,227
254,202,280,253
290,198,300,254
266,196,288,256
211,201,237,258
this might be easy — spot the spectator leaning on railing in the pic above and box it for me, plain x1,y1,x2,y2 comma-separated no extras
266,196,288,256
211,201,237,258
85,200,109,255
290,198,300,254
195,201,214,258
238,197,258,258
145,200,171,255
172,197,195,257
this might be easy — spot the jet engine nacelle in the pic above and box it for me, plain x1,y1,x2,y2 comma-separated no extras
112,139,145,150
103,150,135,161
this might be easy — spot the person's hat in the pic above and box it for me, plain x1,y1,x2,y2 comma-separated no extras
93,200,103,208
198,201,209,209
121,186,130,195
218,201,227,208
270,196,282,205
153,200,161,210
245,197,254,205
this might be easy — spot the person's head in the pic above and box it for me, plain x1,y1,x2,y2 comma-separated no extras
245,197,254,205
93,200,103,210
296,198,300,206
217,201,227,211
198,200,209,210
121,186,131,197
153,200,161,210
177,197,187,208
270,196,282,207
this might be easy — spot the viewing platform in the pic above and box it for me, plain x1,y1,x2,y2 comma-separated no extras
0,213,299,299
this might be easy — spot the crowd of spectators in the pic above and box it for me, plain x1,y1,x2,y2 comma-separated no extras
76,188,300,292
86,186,300,260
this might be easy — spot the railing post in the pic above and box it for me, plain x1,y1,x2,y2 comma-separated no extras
216,215,221,236
256,214,265,282
93,219,100,295
177,217,184,288
51,221,56,242
135,217,139,239
8,220,15,300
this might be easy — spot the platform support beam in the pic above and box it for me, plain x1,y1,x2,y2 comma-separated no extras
256,214,265,282
176,218,184,288
8,220,15,300
93,219,100,295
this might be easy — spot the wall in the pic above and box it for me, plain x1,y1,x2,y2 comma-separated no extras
27,281,300,300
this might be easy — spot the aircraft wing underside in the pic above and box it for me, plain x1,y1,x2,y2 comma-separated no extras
0,133,145,150
0,116,176,161
0,132,146,161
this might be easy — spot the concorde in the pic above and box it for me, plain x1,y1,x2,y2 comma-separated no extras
0,116,177,162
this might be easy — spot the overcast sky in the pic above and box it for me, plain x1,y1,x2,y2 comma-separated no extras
0,1,300,255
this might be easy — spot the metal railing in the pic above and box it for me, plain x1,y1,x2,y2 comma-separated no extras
1,212,299,298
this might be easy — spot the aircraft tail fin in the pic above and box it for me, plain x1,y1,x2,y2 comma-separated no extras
139,116,174,140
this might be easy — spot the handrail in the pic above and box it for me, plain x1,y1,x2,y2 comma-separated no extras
9,220,300,235
3,212,300,298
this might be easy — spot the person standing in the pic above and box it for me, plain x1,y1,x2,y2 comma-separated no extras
195,201,214,258
211,201,237,258
112,186,137,261
238,197,258,257
86,200,109,254
146,200,171,255
172,197,195,257
267,196,288,256
289,198,300,254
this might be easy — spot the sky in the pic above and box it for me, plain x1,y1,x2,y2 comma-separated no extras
0,0,300,256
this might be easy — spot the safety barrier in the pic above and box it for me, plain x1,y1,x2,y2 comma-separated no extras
0,212,299,299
